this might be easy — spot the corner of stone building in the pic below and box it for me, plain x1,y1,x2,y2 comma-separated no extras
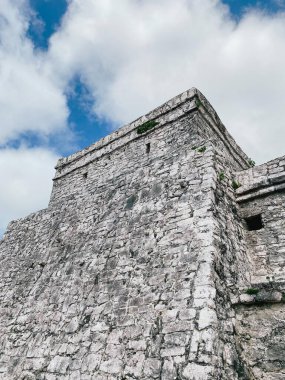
196,142,253,379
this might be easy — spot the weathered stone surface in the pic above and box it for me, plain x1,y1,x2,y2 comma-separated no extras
0,87,284,379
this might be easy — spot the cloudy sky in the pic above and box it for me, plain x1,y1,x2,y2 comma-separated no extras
1,0,285,235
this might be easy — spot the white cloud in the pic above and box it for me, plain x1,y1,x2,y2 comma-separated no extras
0,0,68,144
0,147,58,235
47,0,285,163
1,0,285,162
2,0,285,233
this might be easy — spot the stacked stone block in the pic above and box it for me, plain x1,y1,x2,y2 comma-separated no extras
0,88,284,379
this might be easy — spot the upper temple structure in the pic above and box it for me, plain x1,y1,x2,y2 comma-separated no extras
0,88,285,380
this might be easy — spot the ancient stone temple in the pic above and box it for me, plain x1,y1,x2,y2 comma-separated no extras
0,88,284,380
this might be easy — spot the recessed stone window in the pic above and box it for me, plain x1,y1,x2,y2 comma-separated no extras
146,143,150,154
245,214,264,231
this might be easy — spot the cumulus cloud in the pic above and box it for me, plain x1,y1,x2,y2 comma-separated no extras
1,0,285,161
0,0,68,144
0,147,58,235
47,0,285,163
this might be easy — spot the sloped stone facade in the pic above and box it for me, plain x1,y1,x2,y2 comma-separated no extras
0,88,284,379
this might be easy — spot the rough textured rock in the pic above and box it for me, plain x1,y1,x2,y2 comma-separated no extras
0,88,284,379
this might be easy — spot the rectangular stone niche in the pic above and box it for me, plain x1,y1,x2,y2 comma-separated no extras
245,214,264,231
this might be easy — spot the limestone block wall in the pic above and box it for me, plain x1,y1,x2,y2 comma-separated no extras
1,87,282,380
0,90,218,380
46,89,252,379
235,303,285,380
233,157,285,380
236,156,285,284
200,138,255,380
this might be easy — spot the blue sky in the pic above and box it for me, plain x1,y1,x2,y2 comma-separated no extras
225,0,285,16
27,0,112,157
23,0,285,157
1,0,285,234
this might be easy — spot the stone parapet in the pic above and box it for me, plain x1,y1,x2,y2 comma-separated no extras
54,88,249,180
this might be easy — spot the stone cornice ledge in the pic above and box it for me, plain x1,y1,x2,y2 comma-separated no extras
236,156,285,202
236,176,285,203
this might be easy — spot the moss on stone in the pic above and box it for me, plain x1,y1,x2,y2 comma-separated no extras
246,288,259,295
137,120,159,134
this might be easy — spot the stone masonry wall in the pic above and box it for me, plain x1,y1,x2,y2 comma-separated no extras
234,156,285,379
236,155,285,284
1,88,284,380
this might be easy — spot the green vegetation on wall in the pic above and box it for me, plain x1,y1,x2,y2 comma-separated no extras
137,120,160,135
245,288,259,295
232,180,241,190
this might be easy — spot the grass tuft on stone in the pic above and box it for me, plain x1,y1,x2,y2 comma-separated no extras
197,146,206,153
232,180,241,190
137,120,159,135
245,288,259,295
219,172,225,181
248,158,255,167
